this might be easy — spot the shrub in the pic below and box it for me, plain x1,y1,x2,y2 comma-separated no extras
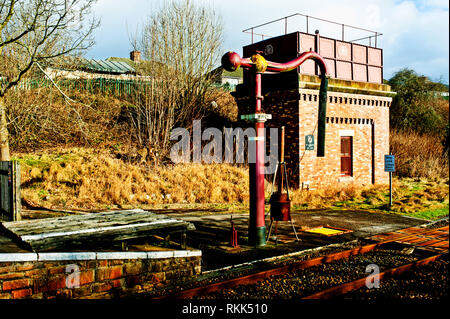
6,86,131,152
388,68,448,136
390,129,449,180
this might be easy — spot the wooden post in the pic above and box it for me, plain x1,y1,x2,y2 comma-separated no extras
13,161,21,221
280,126,285,193
0,161,9,221
0,161,21,221
280,126,285,163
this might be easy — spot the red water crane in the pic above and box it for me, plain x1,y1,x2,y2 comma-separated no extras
221,50,329,246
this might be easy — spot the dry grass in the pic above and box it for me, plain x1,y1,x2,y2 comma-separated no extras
14,148,448,219
390,178,449,215
289,177,448,218
390,129,449,180
6,86,131,152
289,182,386,209
16,148,250,210
203,87,238,123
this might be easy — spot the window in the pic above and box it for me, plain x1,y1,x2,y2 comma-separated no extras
340,136,353,176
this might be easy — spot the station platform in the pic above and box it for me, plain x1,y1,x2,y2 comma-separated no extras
162,209,429,270
0,207,429,271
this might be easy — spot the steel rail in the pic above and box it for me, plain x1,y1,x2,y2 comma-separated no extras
153,226,448,299
242,13,383,46
242,13,381,35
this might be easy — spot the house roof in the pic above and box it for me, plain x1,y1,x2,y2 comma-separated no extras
106,57,136,69
82,58,135,74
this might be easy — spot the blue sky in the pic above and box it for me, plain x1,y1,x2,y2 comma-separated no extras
88,0,449,84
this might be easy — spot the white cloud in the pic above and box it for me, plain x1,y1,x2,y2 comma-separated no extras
378,1,449,80
416,0,449,9
86,0,449,83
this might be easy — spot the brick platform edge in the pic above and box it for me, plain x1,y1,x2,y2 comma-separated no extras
0,250,201,299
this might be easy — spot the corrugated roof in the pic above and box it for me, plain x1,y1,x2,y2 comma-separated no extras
86,59,135,73
81,58,135,74
42,56,136,74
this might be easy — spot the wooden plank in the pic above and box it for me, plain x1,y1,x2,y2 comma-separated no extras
0,209,196,252
2,209,195,234
3,209,178,235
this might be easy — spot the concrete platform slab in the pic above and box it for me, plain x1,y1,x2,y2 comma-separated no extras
162,208,428,270
0,208,429,271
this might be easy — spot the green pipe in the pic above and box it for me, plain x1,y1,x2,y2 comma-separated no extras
317,74,329,157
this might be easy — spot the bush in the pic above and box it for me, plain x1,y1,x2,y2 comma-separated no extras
6,86,131,152
388,68,448,136
390,129,449,180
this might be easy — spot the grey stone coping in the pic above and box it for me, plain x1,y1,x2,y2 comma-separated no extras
0,250,201,262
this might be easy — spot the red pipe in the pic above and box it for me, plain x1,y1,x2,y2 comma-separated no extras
255,72,262,112
248,72,266,245
222,51,329,76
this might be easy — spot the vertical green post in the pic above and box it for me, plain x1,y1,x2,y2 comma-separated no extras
317,75,329,157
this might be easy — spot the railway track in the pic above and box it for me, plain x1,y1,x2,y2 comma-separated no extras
151,223,448,300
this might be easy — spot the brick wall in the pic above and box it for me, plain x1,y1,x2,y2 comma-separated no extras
234,78,392,189
296,89,391,188
0,251,201,299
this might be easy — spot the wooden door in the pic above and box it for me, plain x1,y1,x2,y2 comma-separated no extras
340,136,353,176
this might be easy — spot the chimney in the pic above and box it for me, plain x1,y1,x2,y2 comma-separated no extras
130,50,141,63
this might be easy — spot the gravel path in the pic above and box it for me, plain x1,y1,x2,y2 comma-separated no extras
140,219,448,300
342,256,448,300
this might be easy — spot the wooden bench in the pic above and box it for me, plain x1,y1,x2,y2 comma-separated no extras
0,209,195,252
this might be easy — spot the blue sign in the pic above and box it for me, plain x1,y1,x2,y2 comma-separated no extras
305,135,314,150
384,155,395,172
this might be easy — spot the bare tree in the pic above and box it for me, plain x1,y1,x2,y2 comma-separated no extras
130,0,223,162
0,0,99,160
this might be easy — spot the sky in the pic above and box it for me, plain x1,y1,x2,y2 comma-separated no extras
87,0,449,84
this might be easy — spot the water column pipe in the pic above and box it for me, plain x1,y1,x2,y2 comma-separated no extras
221,50,329,246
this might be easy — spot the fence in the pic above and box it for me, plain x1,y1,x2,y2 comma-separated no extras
15,78,155,98
15,77,235,98
0,161,21,221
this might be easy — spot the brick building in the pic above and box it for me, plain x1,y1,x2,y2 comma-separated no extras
234,31,395,189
